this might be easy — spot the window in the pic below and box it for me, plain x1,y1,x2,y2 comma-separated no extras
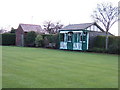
80,35,83,41
83,32,87,41
64,33,67,42
83,36,86,41
83,32,87,35
68,32,73,42
74,33,77,43
78,33,82,41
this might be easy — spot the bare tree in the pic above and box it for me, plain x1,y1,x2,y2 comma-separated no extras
43,21,55,34
0,27,7,34
43,21,63,34
92,2,120,50
54,22,63,33
10,27,16,33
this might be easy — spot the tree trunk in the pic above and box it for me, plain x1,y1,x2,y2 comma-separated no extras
105,32,109,50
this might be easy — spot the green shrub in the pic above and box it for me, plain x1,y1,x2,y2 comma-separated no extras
24,31,37,46
108,43,118,54
42,34,51,47
88,47,107,53
93,36,119,54
2,33,16,45
108,36,120,54
35,35,43,47
94,36,106,48
42,34,54,43
41,34,59,48
53,34,59,48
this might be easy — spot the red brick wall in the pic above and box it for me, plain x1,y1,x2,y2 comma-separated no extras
16,25,24,46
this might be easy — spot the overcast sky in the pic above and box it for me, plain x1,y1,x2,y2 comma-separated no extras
0,0,119,35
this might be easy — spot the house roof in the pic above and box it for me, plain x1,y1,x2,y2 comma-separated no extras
19,24,46,33
60,22,105,32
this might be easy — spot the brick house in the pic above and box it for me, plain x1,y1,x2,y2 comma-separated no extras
16,24,46,46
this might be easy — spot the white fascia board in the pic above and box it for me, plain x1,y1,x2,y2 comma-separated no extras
60,31,69,33
60,31,82,33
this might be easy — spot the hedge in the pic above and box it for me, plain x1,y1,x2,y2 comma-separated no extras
93,36,120,54
94,36,106,48
1,32,59,48
24,31,37,47
41,34,59,48
2,33,16,45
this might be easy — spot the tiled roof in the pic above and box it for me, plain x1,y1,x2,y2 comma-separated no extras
61,23,93,30
19,24,46,33
60,22,105,32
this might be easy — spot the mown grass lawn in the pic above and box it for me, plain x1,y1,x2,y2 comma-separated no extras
2,46,118,88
